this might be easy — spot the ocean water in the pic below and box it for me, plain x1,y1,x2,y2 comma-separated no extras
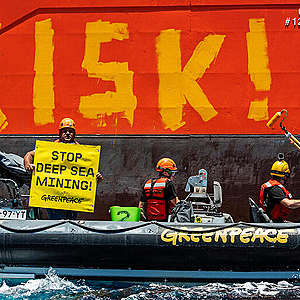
0,269,300,299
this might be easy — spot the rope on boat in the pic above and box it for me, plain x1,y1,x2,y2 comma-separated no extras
152,221,300,234
0,221,67,233
0,220,299,234
68,220,152,234
0,220,151,234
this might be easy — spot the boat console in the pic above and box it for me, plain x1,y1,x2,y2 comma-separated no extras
184,169,234,223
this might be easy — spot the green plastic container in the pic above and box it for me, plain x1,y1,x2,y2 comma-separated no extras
110,206,141,222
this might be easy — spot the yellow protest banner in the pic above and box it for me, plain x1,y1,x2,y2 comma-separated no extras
29,141,101,212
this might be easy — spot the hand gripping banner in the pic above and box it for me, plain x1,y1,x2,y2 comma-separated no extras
29,141,101,212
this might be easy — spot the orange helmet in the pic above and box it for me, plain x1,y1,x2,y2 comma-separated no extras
59,118,76,131
156,158,177,174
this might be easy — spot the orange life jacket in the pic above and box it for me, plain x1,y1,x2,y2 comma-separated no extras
259,179,292,221
143,177,172,221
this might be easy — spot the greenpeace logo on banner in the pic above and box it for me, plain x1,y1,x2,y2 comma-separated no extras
29,141,101,213
41,194,83,204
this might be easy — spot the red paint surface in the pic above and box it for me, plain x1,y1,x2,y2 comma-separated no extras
0,1,299,134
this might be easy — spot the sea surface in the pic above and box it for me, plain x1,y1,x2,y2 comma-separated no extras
1,269,300,299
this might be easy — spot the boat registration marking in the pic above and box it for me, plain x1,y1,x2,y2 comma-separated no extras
0,209,26,220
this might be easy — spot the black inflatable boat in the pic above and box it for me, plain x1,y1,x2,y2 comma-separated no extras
0,156,299,282
0,219,299,281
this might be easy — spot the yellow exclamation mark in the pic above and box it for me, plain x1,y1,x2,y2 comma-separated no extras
0,23,8,131
246,18,271,121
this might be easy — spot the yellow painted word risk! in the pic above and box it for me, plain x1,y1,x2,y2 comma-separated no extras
29,141,101,213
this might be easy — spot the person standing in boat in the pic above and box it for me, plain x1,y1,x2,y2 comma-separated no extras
138,158,179,221
259,158,300,222
23,117,103,220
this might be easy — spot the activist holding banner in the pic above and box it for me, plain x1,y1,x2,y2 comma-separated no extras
24,118,103,220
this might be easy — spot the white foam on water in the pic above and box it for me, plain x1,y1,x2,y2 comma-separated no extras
122,281,300,300
0,268,91,299
0,274,300,299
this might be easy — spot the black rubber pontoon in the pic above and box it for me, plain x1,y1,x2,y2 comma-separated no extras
0,219,299,281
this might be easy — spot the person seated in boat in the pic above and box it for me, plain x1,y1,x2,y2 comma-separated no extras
138,158,179,221
259,158,300,222
23,117,103,220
